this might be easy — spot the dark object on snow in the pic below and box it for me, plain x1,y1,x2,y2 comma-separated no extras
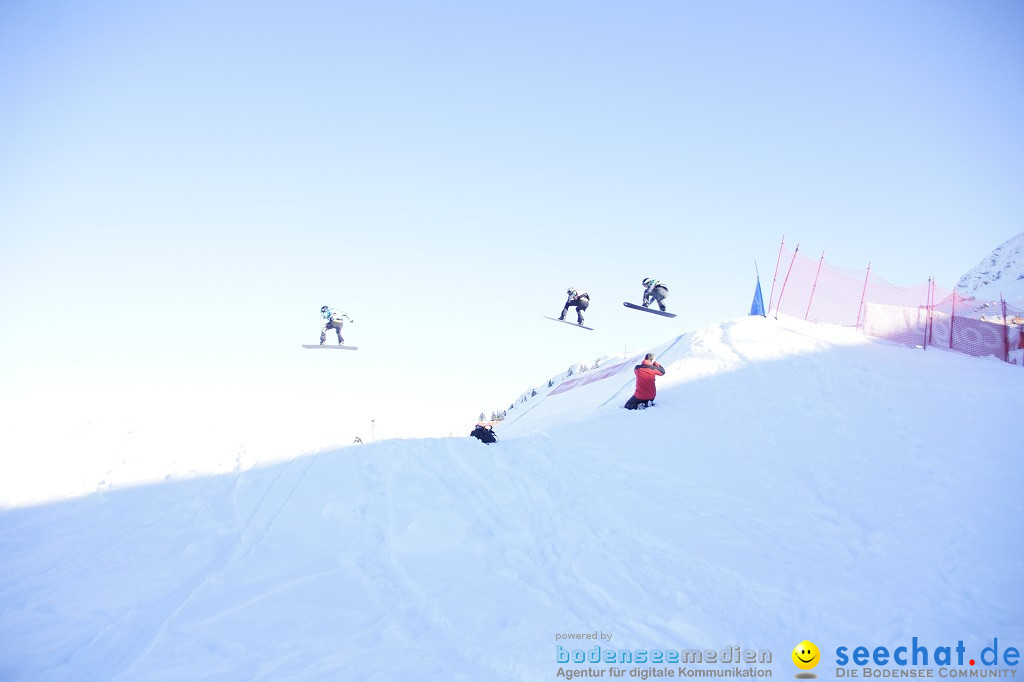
471,424,497,444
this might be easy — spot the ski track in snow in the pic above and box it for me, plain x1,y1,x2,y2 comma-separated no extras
1,316,1022,680
114,452,324,679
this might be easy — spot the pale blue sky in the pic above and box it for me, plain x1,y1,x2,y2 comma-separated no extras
1,1,1022,438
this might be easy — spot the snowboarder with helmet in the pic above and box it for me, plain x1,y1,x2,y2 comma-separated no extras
319,305,353,345
641,278,669,312
559,287,590,326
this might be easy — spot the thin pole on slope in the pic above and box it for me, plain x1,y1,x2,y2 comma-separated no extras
1002,294,1010,363
930,278,937,347
768,235,785,315
855,262,871,329
922,278,932,350
929,278,937,347
805,251,825,321
948,292,957,350
774,243,799,320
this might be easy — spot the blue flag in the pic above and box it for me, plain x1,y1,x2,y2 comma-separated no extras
749,278,766,317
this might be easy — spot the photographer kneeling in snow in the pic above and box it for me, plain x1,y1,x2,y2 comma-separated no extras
624,353,665,410
471,423,497,444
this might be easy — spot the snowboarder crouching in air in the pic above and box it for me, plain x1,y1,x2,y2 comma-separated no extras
641,278,669,312
624,353,665,410
471,423,497,444
559,288,590,325
320,305,353,345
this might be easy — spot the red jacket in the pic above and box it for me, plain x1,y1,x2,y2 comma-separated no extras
633,360,665,400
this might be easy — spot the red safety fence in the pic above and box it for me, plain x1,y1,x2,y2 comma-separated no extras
769,241,1024,366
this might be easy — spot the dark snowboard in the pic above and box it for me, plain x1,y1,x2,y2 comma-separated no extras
623,302,677,318
543,316,594,331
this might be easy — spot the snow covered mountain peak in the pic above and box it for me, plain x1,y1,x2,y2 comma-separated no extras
956,232,1024,302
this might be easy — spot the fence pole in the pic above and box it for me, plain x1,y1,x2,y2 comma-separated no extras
855,262,871,328
922,277,932,350
1002,295,1010,363
768,235,785,315
948,292,957,350
931,279,937,346
804,251,825,321
927,278,936,347
1019,323,1024,366
774,243,799,320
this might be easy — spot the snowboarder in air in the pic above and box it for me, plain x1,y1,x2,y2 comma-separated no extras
319,305,353,345
471,423,497,444
559,288,590,326
624,353,665,410
641,278,669,312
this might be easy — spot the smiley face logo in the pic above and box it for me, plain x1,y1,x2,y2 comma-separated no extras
792,640,820,670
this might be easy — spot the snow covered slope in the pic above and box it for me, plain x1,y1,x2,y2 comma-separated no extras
498,317,870,438
956,232,1024,302
1,316,1021,681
